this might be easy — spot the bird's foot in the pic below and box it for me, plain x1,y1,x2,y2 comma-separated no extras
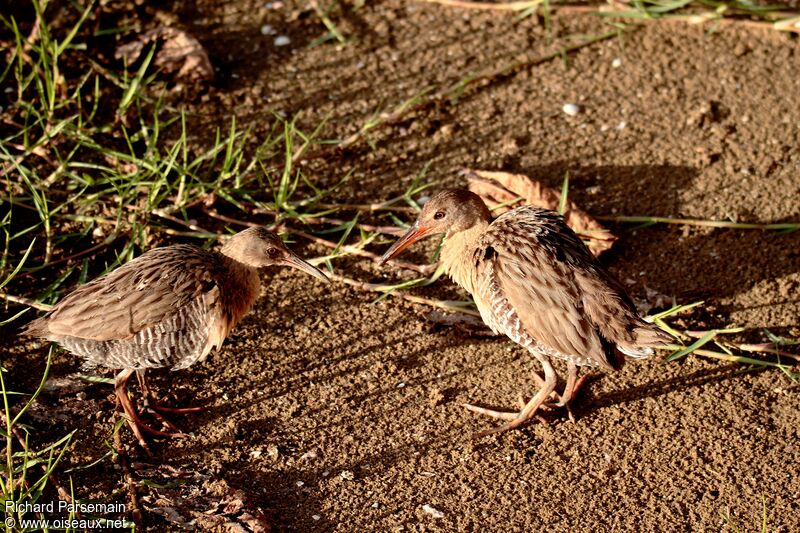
518,373,595,423
462,403,548,437
139,408,191,437
553,373,594,422
137,371,204,416
143,394,204,415
116,402,185,456
138,393,204,435
463,403,547,438
135,397,199,437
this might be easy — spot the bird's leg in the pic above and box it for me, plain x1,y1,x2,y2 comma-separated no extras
115,369,149,451
114,369,180,452
555,362,579,422
518,371,565,410
554,362,593,422
136,370,203,415
465,357,558,437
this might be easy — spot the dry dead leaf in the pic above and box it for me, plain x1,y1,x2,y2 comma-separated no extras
139,469,271,532
116,26,214,84
464,169,617,256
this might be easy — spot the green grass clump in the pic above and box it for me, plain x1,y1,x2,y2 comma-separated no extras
0,0,355,516
0,1,358,318
1,349,76,529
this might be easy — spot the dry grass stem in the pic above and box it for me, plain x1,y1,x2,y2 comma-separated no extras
0,293,53,312
9,424,73,507
295,229,436,275
414,0,800,33
328,272,481,316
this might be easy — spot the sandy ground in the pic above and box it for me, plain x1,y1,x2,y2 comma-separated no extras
4,1,800,531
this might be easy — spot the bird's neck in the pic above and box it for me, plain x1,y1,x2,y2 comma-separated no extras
220,256,262,325
440,221,489,295
220,239,249,264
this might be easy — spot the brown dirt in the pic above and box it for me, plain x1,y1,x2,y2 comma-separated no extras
4,1,800,531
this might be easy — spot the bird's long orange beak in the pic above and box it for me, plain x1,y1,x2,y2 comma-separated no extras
379,221,431,265
282,252,330,283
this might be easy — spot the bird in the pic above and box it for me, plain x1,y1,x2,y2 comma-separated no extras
23,226,329,450
380,189,671,437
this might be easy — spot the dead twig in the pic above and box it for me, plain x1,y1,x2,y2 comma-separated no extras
312,201,418,213
295,229,436,275
597,214,800,232
114,425,143,529
150,209,217,234
682,330,800,362
733,344,800,362
329,272,481,317
298,216,406,236
0,293,52,312
413,0,800,33
415,0,544,10
200,209,262,228
36,237,117,269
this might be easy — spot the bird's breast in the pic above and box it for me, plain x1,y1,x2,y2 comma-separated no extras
219,264,261,331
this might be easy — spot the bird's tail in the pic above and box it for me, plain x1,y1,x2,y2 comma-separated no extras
618,321,673,359
20,317,47,338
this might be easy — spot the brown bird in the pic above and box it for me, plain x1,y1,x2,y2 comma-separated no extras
380,189,670,437
24,227,328,449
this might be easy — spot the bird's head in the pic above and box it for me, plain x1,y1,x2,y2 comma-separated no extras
379,189,491,264
222,227,329,282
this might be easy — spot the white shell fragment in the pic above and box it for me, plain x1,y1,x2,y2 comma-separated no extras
422,504,445,518
562,103,580,116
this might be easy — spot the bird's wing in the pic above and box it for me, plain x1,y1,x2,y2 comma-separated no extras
41,245,225,342
475,207,620,370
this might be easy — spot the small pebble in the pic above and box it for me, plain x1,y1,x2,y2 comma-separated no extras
612,58,622,68
266,444,280,459
422,504,445,518
562,103,580,116
397,382,406,388
260,24,275,35
296,481,305,488
616,121,627,130
340,470,355,480
312,515,321,521
372,502,380,508
274,35,291,46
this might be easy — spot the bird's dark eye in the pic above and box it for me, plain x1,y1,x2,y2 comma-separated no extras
433,211,446,220
267,247,280,258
